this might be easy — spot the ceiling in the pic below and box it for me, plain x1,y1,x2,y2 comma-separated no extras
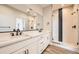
20,4,50,8
38,4,50,8
8,4,73,16
37,4,73,8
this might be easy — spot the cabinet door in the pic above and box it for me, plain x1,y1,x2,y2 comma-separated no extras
38,34,50,53
38,35,45,53
0,38,32,54
27,42,38,54
25,38,38,54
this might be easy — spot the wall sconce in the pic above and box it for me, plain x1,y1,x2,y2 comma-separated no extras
71,12,76,15
71,9,79,15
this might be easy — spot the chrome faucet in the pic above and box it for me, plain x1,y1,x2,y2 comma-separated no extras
16,29,20,35
16,29,22,36
10,29,22,36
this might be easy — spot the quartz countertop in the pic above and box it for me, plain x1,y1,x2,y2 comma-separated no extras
0,31,43,48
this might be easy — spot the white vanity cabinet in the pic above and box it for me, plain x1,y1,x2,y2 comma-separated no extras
0,32,50,54
12,37,39,54
14,42,38,54
38,33,50,53
0,38,32,54
12,33,50,54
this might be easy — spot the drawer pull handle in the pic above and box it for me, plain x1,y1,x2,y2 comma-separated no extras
27,49,29,54
24,51,27,54
25,49,29,54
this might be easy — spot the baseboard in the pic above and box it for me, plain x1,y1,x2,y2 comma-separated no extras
49,42,79,53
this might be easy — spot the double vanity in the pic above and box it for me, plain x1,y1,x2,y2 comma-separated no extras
0,5,50,54
0,31,50,54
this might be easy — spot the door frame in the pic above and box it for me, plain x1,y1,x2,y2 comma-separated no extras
51,9,63,43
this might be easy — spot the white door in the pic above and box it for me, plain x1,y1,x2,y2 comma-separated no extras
63,6,78,48
52,10,59,43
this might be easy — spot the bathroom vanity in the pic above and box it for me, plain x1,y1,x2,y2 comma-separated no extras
0,5,50,54
0,31,50,54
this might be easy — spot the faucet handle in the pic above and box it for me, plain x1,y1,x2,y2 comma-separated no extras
17,29,20,32
10,33,14,36
13,29,16,32
20,32,22,35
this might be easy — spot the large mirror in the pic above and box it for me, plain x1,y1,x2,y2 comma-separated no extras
0,5,43,32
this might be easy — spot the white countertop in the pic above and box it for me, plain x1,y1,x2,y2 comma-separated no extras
0,31,43,48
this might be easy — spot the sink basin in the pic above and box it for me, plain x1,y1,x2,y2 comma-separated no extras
0,36,18,42
0,34,32,48
0,34,30,42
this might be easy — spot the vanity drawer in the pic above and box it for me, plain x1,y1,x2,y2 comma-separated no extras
0,39,33,54
13,38,39,54
12,47,27,54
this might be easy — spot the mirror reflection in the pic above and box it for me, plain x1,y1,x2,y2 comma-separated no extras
0,5,43,32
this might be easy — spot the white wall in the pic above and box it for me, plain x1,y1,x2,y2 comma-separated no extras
36,15,43,30
52,10,59,42
25,4,43,16
43,5,52,41
43,6,52,32
9,4,43,16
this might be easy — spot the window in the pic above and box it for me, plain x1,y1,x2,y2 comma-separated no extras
16,18,24,31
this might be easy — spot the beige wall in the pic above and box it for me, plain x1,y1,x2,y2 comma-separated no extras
51,5,79,50
63,5,78,49
52,4,73,11
52,4,62,11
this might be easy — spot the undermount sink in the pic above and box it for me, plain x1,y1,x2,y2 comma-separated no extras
0,31,41,48
21,34,30,37
0,34,30,42
0,34,32,48
0,36,18,42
